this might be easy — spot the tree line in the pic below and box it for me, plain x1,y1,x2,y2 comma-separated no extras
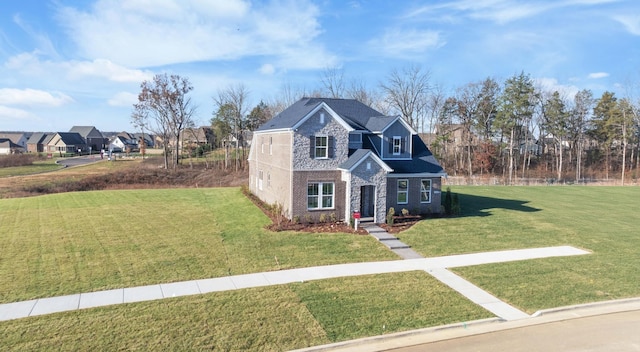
131,68,640,184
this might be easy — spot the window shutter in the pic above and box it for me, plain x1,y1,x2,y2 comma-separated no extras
328,136,334,158
402,137,407,154
310,136,315,158
388,137,392,154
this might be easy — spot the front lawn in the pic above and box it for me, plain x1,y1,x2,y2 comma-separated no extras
0,187,396,303
399,186,640,312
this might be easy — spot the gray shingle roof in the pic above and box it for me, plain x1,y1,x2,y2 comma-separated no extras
383,135,445,175
27,132,46,144
258,97,445,176
69,126,100,138
257,97,388,131
57,132,86,145
338,149,371,170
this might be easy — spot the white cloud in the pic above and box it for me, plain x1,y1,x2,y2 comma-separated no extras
534,77,580,97
406,0,620,24
66,59,154,83
614,15,640,35
0,88,73,107
108,91,138,107
588,72,609,79
259,64,275,75
6,53,153,83
370,29,445,59
0,105,32,119
56,0,331,69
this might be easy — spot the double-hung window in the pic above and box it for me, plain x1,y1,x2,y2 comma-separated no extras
315,136,328,158
258,170,263,190
420,179,432,203
392,136,402,155
397,179,408,204
307,182,334,209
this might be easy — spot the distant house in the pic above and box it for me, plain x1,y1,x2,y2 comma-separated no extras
180,127,214,147
132,133,155,148
46,132,87,154
0,138,26,155
69,126,106,151
0,132,29,150
222,131,253,149
26,132,52,153
108,135,138,152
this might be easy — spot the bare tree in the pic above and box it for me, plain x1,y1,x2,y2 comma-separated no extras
321,67,345,98
214,84,250,171
380,64,431,130
134,73,195,169
571,89,594,181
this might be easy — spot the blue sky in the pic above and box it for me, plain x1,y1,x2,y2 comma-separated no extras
1,0,639,133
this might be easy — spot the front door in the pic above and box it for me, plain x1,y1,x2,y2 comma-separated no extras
360,185,375,218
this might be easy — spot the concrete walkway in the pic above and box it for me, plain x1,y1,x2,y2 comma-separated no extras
0,246,589,323
360,222,424,259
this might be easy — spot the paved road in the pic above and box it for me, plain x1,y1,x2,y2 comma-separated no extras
390,310,640,352
303,299,640,352
56,155,105,168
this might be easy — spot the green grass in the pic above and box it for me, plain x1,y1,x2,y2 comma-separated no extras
0,159,63,177
0,187,396,303
399,186,640,312
0,272,491,350
3,185,640,349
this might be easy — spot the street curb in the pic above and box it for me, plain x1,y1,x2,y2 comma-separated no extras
292,297,640,352
531,296,640,317
290,318,502,352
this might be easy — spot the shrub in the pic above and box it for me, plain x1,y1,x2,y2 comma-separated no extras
329,212,337,223
386,207,395,225
292,215,300,224
401,208,409,216
452,193,461,215
443,187,453,216
319,213,327,223
0,154,37,168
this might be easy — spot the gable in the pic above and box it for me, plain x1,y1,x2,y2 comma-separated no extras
292,103,354,133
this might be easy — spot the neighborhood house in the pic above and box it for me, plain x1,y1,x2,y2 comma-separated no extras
248,98,446,224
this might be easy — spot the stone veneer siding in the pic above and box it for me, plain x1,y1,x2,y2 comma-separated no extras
347,156,388,224
292,109,350,170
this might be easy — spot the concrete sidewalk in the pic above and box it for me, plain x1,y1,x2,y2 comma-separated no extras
0,246,589,322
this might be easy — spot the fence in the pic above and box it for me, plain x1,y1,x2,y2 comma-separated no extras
444,175,640,186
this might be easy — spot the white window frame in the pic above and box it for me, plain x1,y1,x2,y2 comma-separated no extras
267,172,271,188
393,136,402,155
258,170,263,191
420,179,432,203
314,135,329,159
397,179,408,204
307,182,335,210
269,136,273,155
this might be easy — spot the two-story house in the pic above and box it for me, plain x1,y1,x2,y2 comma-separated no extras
248,98,446,224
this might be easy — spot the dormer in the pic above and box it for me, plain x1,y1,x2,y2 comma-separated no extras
366,116,416,160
